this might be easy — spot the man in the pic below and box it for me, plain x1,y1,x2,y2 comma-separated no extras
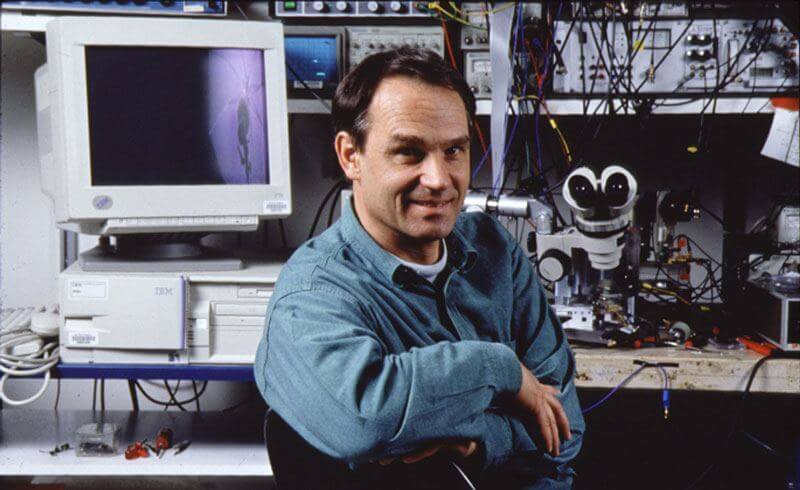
254,48,584,489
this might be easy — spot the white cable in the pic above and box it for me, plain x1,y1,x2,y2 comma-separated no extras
450,461,478,490
0,307,60,406
0,363,53,406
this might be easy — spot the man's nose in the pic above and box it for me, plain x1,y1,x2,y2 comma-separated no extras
419,154,450,191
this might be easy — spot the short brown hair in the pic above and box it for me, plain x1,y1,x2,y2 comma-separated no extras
332,47,476,150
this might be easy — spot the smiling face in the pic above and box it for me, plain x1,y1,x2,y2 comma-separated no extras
335,76,471,264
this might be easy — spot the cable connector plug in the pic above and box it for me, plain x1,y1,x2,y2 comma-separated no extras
11,338,44,356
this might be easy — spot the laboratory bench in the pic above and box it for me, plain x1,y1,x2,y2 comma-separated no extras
1,345,796,478
571,345,799,394
53,344,800,393
0,409,272,477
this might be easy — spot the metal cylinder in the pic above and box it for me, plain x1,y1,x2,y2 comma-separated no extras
496,195,530,217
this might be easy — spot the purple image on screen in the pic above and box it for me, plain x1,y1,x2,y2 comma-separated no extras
207,49,269,184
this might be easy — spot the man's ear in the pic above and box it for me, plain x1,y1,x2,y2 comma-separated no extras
335,131,361,182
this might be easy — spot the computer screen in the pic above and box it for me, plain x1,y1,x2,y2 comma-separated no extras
86,47,270,186
36,17,291,236
285,35,339,95
284,27,343,100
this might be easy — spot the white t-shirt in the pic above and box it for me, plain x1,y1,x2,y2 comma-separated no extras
393,241,448,283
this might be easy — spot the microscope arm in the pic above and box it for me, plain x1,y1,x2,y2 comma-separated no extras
463,191,554,234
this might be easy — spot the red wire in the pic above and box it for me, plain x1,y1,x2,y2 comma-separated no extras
439,16,490,164
440,18,458,69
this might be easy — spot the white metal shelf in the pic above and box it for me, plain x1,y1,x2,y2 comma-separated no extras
0,11,53,32
0,409,270,476
285,97,778,115
475,98,776,115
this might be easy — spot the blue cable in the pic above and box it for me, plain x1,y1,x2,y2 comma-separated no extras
471,144,492,181
582,362,672,416
531,2,563,179
657,365,670,419
473,2,523,183
492,3,525,193
581,364,648,414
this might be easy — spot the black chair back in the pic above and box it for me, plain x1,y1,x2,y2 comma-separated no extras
264,409,478,489
264,409,378,489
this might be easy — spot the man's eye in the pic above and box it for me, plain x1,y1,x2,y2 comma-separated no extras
396,147,424,159
445,146,464,156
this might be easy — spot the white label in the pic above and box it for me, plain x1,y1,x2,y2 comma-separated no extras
761,107,799,167
68,331,98,346
473,60,492,73
264,200,289,214
294,80,324,89
68,280,108,300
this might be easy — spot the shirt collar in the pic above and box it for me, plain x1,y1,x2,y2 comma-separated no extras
341,197,478,286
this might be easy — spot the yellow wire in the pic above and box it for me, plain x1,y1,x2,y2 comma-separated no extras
448,1,464,15
549,120,573,164
513,95,541,102
484,2,516,14
428,3,486,29
428,2,516,20
642,283,692,306
514,95,573,166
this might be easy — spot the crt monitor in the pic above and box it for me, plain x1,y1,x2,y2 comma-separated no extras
284,26,344,100
35,17,291,237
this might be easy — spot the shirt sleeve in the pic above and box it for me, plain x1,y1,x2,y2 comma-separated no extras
482,378,584,471
253,286,523,462
478,220,586,470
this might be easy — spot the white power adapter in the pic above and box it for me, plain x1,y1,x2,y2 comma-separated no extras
11,338,44,356
30,305,60,338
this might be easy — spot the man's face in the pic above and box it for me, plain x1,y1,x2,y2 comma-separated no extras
341,76,471,255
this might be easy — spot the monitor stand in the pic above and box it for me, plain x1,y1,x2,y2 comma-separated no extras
79,235,244,272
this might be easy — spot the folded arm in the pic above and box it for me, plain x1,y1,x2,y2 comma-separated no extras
254,286,523,462
478,222,585,471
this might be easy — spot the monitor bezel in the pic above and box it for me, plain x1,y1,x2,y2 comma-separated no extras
46,17,291,225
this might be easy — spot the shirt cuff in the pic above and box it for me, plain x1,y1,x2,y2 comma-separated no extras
481,411,513,469
482,342,523,394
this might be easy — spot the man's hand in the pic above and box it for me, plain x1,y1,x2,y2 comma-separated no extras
516,361,571,457
378,440,478,466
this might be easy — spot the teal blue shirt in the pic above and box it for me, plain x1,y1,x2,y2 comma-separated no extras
254,199,584,479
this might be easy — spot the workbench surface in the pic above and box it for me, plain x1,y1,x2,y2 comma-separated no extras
572,346,799,394
0,410,271,476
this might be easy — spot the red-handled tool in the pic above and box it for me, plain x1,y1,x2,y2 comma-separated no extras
738,336,776,356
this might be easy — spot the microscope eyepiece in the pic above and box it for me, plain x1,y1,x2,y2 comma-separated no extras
567,174,597,209
604,172,631,207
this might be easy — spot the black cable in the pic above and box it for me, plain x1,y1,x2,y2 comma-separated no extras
585,2,661,102
327,185,343,227
553,4,579,63
307,179,346,240
163,380,188,412
134,380,208,408
571,10,684,163
192,380,201,412
698,204,724,228
221,387,257,414
100,379,105,412
739,430,789,461
675,234,722,267
684,353,782,489
127,379,139,412
278,219,288,249
688,17,773,119
651,15,769,109
692,261,723,302
285,61,331,112
54,378,61,411
92,379,97,411
626,20,695,97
